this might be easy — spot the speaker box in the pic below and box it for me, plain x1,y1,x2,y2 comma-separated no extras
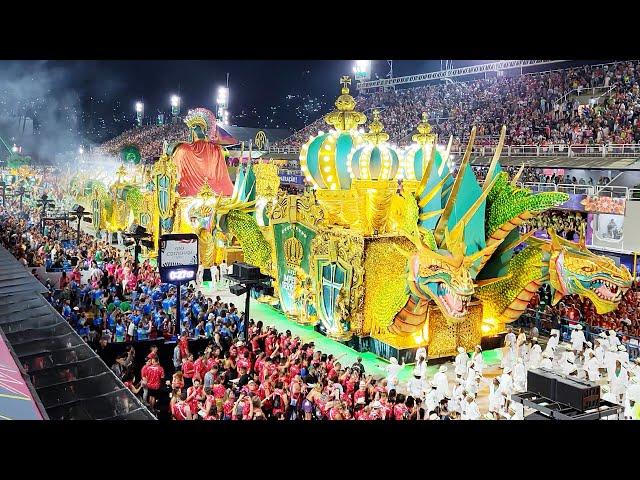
232,262,260,280
554,376,600,412
527,369,557,399
129,224,147,235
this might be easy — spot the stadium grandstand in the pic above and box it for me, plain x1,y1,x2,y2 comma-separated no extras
273,60,640,154
96,122,291,161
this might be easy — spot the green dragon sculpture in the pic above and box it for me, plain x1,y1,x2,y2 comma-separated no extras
476,228,633,324
380,125,571,333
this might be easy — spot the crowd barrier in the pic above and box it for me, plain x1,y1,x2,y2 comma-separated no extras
514,308,640,361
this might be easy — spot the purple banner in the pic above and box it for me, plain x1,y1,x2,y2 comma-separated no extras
557,193,587,212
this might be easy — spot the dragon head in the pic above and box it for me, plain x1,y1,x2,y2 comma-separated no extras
546,230,632,314
401,228,478,322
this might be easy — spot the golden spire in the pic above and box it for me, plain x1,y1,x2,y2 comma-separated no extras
116,165,127,183
324,76,367,132
412,112,436,146
363,110,389,145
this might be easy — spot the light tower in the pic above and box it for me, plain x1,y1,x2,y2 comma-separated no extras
135,101,144,127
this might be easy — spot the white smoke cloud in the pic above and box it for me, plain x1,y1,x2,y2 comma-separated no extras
0,60,120,167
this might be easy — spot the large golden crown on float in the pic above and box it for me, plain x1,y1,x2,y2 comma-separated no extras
347,110,401,181
299,76,366,191
401,113,453,193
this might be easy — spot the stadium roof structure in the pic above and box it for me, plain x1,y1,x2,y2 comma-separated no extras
356,60,568,91
0,247,155,420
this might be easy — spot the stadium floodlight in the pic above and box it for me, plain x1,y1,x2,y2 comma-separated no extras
135,101,145,127
353,60,372,81
78,147,84,155
11,144,18,153
217,86,229,106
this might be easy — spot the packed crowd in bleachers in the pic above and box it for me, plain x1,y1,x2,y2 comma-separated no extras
276,61,640,150
97,123,189,160
521,210,587,241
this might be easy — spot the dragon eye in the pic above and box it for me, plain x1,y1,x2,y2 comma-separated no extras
582,266,594,273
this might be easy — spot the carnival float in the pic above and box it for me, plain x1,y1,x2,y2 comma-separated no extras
67,76,634,360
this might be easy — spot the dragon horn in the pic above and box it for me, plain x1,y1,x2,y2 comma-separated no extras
501,229,538,253
578,223,586,249
440,135,453,165
415,135,438,199
449,171,500,235
548,228,562,250
511,163,525,186
483,125,506,192
438,135,451,177
417,173,451,208
399,228,425,251
434,126,476,246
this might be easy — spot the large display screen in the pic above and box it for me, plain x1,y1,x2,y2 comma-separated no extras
158,233,199,284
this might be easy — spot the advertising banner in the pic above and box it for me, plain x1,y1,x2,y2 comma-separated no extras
581,195,626,215
279,174,305,185
272,223,315,314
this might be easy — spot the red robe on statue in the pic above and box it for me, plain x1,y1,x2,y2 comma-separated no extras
173,140,234,197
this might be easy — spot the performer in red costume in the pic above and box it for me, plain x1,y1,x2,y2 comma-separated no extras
168,108,235,197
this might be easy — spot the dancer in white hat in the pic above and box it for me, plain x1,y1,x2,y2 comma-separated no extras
610,359,629,405
540,350,554,370
384,357,404,393
594,334,607,368
570,323,586,355
544,330,560,357
461,395,481,420
488,377,502,419
472,345,484,376
624,375,640,419
424,381,440,413
608,330,621,349
513,357,527,393
433,364,450,400
529,338,542,370
585,349,601,382
605,345,619,380
617,345,630,367
454,346,468,380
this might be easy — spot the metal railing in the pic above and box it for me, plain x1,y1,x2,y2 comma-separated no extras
269,143,640,158
520,182,636,200
452,143,640,158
